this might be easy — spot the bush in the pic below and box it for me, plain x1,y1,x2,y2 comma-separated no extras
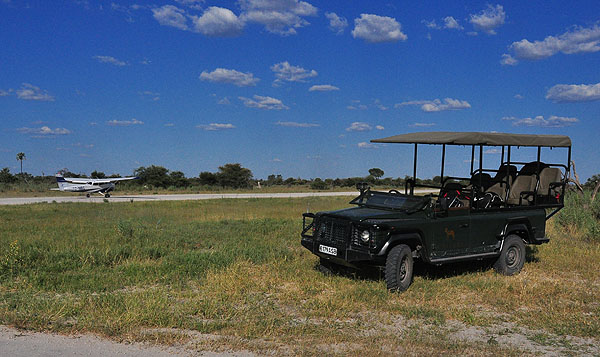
555,191,600,242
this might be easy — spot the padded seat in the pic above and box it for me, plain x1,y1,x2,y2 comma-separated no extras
506,162,547,205
537,167,563,204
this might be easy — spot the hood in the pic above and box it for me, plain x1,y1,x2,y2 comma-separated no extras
318,206,418,221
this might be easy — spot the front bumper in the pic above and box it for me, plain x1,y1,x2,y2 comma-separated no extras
301,237,383,267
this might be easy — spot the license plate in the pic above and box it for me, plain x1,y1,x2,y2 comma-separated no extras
319,244,337,256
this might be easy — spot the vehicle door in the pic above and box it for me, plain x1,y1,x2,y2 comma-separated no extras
428,206,471,259
469,208,506,254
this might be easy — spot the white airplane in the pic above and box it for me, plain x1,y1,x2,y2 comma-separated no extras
52,175,139,197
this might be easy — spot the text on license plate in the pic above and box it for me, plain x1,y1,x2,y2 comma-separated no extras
318,244,337,256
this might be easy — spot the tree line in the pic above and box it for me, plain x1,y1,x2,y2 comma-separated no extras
2,163,599,191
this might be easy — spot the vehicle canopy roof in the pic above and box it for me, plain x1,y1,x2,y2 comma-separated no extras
371,131,571,148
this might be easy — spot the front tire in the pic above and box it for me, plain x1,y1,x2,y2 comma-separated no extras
385,244,414,292
104,193,110,198
494,234,526,275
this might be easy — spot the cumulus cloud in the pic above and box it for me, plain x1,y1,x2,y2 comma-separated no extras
502,115,578,128
200,68,259,87
271,61,317,85
443,16,463,30
545,82,600,103
308,84,339,92
346,122,372,132
239,0,318,36
397,98,471,112
107,118,144,126
375,125,385,130
197,123,235,131
152,5,190,30
217,97,231,105
409,122,436,127
275,121,320,127
352,14,407,43
239,95,289,110
422,19,439,30
514,94,524,99
16,83,55,101
325,12,348,34
509,24,600,61
0,89,11,96
93,55,128,66
469,4,505,35
191,6,243,37
17,126,71,136
500,53,518,66
358,142,377,149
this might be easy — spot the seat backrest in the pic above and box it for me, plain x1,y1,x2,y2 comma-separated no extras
470,172,492,190
493,164,517,182
538,167,562,195
507,175,537,205
486,176,513,200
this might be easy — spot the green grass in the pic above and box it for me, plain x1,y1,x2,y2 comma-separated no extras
0,196,598,355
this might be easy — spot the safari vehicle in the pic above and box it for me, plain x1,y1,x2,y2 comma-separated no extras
301,132,571,292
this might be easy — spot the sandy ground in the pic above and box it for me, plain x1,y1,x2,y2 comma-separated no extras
0,189,439,206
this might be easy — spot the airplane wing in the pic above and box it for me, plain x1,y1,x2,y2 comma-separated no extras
61,177,139,184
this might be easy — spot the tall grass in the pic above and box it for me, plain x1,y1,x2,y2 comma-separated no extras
554,191,600,242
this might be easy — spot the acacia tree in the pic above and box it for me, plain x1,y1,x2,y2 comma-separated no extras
368,168,384,182
16,152,26,174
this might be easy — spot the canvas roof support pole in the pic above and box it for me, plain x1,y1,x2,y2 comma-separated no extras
470,145,475,175
501,146,505,165
412,143,417,195
440,144,446,186
479,144,483,174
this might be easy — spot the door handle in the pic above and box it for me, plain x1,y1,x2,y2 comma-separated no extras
460,223,469,228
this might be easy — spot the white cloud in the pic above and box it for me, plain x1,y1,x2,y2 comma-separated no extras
375,125,385,130
422,19,439,30
374,99,388,110
93,55,128,66
509,24,600,60
358,142,377,149
500,53,518,66
484,148,501,154
347,104,367,110
107,118,144,126
191,6,243,37
309,84,339,92
152,5,189,30
352,14,407,43
346,122,372,132
514,94,524,99
139,91,160,101
239,95,289,110
271,61,317,85
409,122,436,127
325,12,347,34
175,0,204,10
164,123,175,127
502,115,578,128
196,123,235,130
397,98,471,112
443,16,462,30
200,68,259,87
0,89,10,96
16,83,55,101
239,0,318,36
469,4,505,35
275,121,319,127
17,126,71,136
545,82,600,103
217,97,231,105
270,158,282,162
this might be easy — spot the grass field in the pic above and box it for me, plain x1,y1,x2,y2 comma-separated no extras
0,197,598,356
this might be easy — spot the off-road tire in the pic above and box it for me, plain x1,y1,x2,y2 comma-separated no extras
494,234,526,276
385,244,413,292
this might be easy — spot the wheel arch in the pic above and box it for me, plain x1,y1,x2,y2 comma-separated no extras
502,220,533,243
377,232,423,257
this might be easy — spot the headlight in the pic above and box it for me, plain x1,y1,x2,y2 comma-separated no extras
360,230,370,242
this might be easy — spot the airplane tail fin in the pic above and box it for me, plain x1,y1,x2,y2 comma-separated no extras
55,175,68,190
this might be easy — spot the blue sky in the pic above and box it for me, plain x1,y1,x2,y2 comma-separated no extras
1,0,599,180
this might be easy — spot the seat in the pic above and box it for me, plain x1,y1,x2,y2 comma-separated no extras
537,167,563,204
439,182,467,209
470,172,492,190
484,164,516,202
506,162,547,205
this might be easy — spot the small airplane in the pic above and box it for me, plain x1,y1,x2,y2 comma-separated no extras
52,175,139,198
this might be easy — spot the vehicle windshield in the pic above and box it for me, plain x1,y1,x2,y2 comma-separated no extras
350,191,429,211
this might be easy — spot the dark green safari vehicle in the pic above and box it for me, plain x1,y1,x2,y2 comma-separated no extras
301,132,571,292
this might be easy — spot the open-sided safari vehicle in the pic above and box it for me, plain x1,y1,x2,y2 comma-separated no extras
301,132,571,292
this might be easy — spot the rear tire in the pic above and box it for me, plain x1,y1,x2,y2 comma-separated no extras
385,244,413,292
494,234,526,275
86,193,90,198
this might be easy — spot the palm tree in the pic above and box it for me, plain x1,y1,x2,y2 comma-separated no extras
16,152,26,174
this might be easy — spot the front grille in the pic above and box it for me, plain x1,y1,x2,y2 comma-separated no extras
316,218,350,247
